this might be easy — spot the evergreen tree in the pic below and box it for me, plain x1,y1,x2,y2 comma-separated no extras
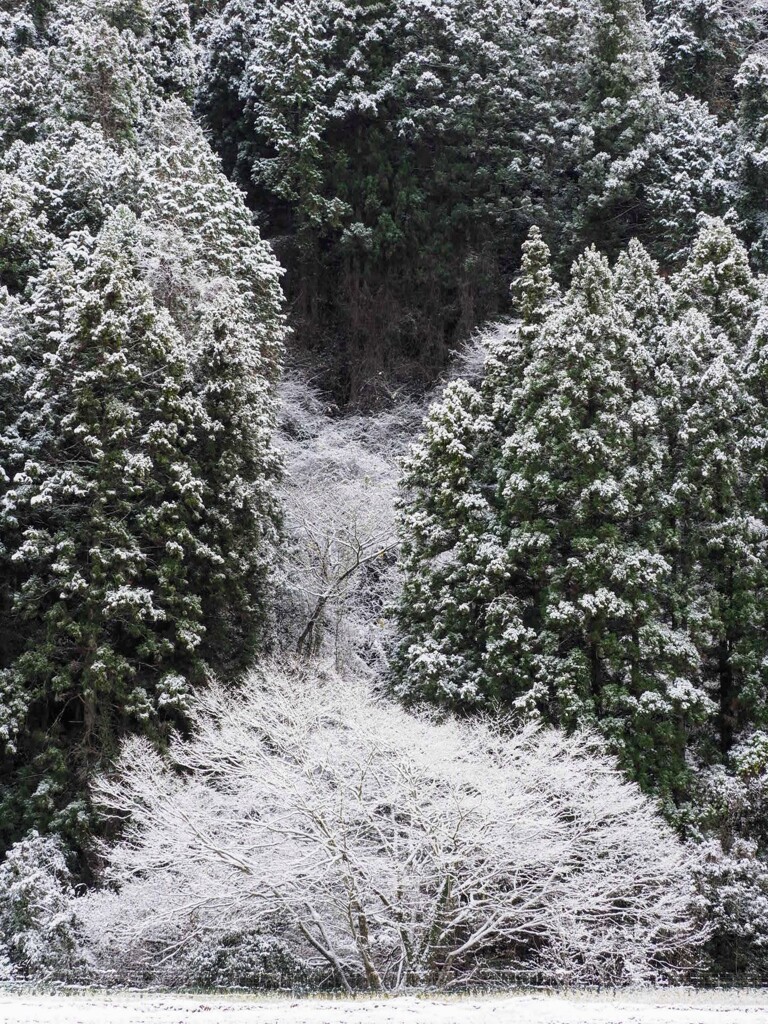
3,122,141,239
0,3,288,849
0,172,54,292
190,283,282,674
200,0,528,398
519,0,731,269
509,226,561,346
634,93,736,264
0,209,208,842
657,308,761,759
52,18,150,142
0,289,30,695
501,248,701,791
398,236,707,794
147,0,197,100
396,376,510,708
673,216,760,348
194,0,265,178
194,0,745,396
735,52,768,270
650,0,761,114
397,228,559,707
0,34,54,150
575,0,659,252
516,0,590,249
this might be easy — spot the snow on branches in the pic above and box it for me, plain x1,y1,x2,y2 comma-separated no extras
79,663,703,990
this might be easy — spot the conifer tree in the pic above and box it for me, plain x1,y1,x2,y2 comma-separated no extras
190,283,281,675
503,248,701,790
0,172,54,293
0,7,287,846
484,227,560,398
0,290,29,688
656,308,759,758
194,0,265,178
398,235,717,795
148,0,197,101
735,53,768,270
510,226,561,341
53,18,150,142
673,217,760,349
517,0,589,248
633,93,736,265
200,0,528,397
0,209,208,842
650,0,760,114
396,377,499,706
525,0,661,256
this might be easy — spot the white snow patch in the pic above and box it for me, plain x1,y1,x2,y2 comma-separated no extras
0,990,765,1024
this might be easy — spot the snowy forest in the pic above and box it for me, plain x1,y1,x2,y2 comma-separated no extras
1,0,768,997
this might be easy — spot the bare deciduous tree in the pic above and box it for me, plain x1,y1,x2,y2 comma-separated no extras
273,376,419,673
79,662,704,990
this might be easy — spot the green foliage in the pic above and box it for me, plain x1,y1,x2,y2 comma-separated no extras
397,218,768,972
736,52,768,270
650,0,763,115
196,0,745,399
0,2,286,846
397,220,766,800
185,931,317,991
6,208,207,742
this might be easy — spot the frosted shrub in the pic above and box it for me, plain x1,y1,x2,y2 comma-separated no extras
79,662,703,990
689,733,768,979
0,831,80,980
0,946,14,982
185,932,317,992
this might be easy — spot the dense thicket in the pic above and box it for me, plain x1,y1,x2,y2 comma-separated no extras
0,1,285,846
194,0,762,402
396,220,768,976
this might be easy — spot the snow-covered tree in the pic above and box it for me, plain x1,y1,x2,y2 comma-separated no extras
688,731,768,979
650,0,765,113
663,221,766,757
574,0,660,251
190,283,281,674
657,312,762,759
0,289,31,711
673,216,760,349
0,195,283,840
147,0,197,100
0,171,54,292
78,662,702,990
52,17,150,142
0,831,80,980
0,8,286,846
198,0,529,396
396,375,500,706
194,0,266,177
518,0,734,269
735,51,768,269
3,210,206,777
398,238,710,795
621,93,737,264
273,375,410,673
194,0,745,394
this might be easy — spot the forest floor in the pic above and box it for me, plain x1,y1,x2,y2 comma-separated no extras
0,988,766,1024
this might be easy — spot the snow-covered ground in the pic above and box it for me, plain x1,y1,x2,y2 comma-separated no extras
0,989,765,1024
